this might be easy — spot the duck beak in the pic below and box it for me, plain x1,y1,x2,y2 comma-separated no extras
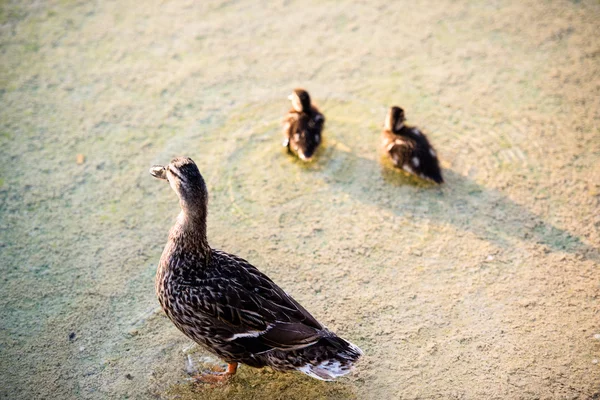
149,165,167,180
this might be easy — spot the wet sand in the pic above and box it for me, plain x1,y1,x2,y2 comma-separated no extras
1,0,599,399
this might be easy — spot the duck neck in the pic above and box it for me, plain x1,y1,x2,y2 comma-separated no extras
385,113,405,133
171,199,211,257
384,115,395,132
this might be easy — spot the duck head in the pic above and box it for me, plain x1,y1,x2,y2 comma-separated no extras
385,106,406,132
288,88,312,113
150,157,208,220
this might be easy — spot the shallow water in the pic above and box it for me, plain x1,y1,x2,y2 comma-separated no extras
1,0,599,399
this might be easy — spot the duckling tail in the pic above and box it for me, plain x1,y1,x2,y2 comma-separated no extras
431,171,444,184
296,336,363,381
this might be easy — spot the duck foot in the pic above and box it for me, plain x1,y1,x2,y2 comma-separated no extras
192,362,238,384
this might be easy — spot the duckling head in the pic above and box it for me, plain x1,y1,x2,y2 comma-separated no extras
288,88,311,113
150,157,208,217
385,106,406,132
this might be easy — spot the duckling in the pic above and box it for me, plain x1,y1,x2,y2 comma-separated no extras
150,157,362,383
282,89,325,161
382,106,444,184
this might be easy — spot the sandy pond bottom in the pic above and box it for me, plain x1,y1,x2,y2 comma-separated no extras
1,0,599,399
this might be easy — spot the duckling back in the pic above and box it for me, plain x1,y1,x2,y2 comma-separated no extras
383,126,444,184
284,106,325,161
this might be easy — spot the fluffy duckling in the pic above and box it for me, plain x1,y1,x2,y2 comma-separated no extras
150,157,362,383
382,106,443,184
282,89,325,161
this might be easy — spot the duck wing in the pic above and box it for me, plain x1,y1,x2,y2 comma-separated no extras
385,135,415,167
176,250,325,352
282,110,299,139
308,107,325,131
406,128,444,183
286,108,324,137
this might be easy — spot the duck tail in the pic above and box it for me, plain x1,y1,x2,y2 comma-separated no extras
425,166,444,184
296,335,363,381
431,171,444,184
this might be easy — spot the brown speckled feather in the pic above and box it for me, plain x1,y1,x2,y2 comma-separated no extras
152,157,362,380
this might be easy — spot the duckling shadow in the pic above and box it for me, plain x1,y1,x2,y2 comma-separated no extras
166,367,358,400
325,152,598,261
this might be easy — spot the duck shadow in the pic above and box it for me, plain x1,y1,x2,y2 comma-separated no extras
320,151,598,261
165,366,358,400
